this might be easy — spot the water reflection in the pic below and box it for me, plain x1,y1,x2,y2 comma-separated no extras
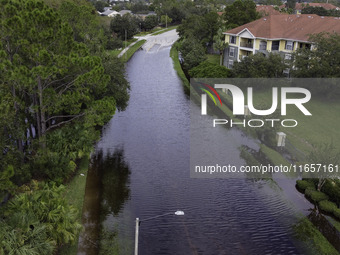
308,209,340,252
78,149,131,255
100,148,131,217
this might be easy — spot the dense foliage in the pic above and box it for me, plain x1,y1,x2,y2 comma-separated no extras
110,13,140,40
292,33,340,78
0,182,81,254
0,0,130,251
232,53,287,78
189,61,231,78
224,0,260,29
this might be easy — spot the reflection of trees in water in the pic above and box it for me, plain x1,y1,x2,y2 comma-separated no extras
96,148,131,217
308,209,340,252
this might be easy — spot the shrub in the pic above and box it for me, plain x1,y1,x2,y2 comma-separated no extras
304,186,316,197
107,38,123,50
296,180,315,192
306,191,329,203
321,179,340,206
188,61,231,78
333,208,340,220
318,200,337,213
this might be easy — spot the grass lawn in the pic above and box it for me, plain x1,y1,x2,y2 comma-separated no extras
294,217,340,255
134,26,163,37
121,39,146,62
252,89,340,154
206,54,220,65
59,156,89,255
170,42,190,90
152,25,178,36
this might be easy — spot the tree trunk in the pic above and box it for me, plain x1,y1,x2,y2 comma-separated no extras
220,51,223,66
37,76,46,149
34,94,41,139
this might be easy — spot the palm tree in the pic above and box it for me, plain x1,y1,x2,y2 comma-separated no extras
213,28,228,66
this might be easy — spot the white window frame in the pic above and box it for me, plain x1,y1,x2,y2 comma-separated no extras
228,60,234,68
229,36,236,44
285,41,294,51
229,47,235,57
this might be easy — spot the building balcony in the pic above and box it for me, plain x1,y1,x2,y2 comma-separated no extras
240,42,253,49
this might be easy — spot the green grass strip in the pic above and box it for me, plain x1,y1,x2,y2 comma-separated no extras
152,26,178,36
294,218,340,255
122,39,146,63
170,42,190,90
59,156,89,255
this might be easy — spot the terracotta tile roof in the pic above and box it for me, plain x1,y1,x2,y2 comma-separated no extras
256,5,283,16
224,14,340,42
279,2,340,10
217,11,224,16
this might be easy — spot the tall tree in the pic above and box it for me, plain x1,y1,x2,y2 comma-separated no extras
0,0,117,183
180,37,207,71
224,0,260,29
292,33,340,78
110,13,139,40
286,0,296,10
213,28,228,66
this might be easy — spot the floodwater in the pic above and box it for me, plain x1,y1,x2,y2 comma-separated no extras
78,32,316,255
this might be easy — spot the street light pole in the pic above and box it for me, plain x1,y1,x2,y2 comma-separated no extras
134,210,184,255
134,218,139,255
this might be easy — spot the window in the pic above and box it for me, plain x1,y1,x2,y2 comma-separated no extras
285,41,294,50
229,47,235,57
229,36,236,44
271,41,280,51
284,53,291,60
228,60,234,68
259,41,267,50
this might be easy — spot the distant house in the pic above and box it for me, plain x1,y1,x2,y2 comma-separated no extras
111,0,129,3
223,14,340,69
134,11,157,20
256,5,282,16
101,9,120,17
119,10,132,16
280,2,340,14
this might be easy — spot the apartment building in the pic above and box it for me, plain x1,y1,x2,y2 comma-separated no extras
223,14,340,69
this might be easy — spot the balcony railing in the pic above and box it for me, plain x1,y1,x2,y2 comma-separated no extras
271,45,279,51
240,42,253,48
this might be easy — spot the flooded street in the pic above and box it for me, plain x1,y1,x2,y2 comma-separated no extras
79,31,313,255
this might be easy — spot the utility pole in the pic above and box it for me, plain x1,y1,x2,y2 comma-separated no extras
125,29,127,61
166,13,167,28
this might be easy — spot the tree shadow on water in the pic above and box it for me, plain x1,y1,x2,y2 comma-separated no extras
93,148,131,218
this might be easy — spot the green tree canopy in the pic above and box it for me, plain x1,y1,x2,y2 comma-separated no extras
0,0,120,184
286,0,296,9
224,0,260,29
177,12,221,45
232,53,287,78
189,61,231,78
143,15,158,30
110,13,139,40
179,37,207,71
292,33,340,78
